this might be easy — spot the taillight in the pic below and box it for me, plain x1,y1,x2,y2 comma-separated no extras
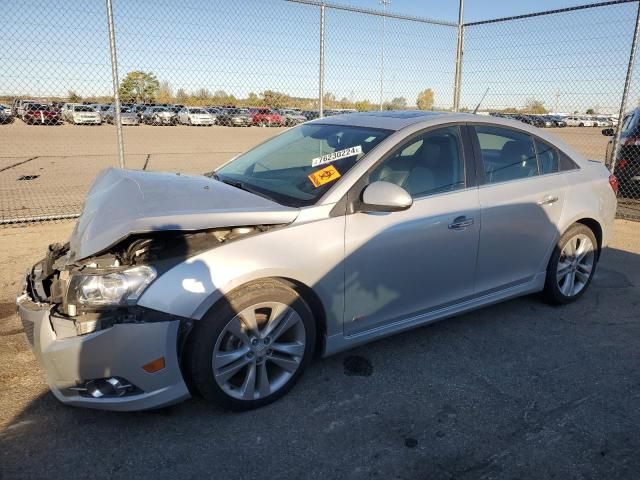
616,159,628,170
609,174,619,194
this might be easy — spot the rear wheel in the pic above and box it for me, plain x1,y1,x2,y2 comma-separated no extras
543,224,598,304
188,280,316,410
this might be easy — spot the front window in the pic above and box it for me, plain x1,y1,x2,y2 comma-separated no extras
216,124,391,207
370,126,466,197
74,106,95,112
189,108,207,114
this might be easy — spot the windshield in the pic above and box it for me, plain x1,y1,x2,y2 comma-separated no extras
216,123,391,207
74,106,95,112
28,104,49,111
190,108,207,114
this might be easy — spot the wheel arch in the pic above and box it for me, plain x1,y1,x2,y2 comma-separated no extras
186,276,328,354
574,217,603,257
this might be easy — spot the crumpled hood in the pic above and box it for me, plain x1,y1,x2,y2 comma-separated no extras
69,168,300,260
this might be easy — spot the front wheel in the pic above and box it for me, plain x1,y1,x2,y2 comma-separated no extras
187,280,316,410
543,224,598,305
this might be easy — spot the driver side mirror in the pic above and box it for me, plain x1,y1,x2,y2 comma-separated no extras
359,181,413,213
601,128,615,137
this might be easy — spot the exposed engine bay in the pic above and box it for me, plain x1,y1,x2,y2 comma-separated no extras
26,226,269,337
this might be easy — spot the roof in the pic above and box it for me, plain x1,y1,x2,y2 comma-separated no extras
307,109,586,164
309,110,475,130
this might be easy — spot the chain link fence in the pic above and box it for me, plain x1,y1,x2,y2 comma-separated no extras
1,0,639,224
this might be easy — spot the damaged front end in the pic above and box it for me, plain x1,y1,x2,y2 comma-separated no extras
31,225,267,337
17,225,267,410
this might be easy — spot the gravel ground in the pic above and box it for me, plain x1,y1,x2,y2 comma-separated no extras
0,219,639,479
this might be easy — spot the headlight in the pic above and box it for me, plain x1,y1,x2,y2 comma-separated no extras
67,266,156,307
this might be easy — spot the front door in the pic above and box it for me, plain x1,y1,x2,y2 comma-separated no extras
343,125,480,336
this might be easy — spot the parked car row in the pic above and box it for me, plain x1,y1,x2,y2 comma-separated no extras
3,99,363,127
490,111,617,128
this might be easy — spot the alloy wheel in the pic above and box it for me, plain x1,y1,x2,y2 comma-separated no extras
212,301,306,401
556,233,595,297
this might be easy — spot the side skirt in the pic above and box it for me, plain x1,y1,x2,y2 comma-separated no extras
322,272,546,357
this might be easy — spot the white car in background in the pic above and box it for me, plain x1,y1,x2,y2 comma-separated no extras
564,116,594,127
594,116,614,127
62,104,101,125
178,107,215,126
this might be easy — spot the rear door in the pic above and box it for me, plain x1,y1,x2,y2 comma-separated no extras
469,124,566,295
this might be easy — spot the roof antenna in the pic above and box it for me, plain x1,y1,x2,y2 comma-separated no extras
473,87,489,114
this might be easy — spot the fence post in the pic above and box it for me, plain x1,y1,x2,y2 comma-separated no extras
379,0,390,110
106,0,125,169
319,3,325,118
453,0,464,112
610,1,640,170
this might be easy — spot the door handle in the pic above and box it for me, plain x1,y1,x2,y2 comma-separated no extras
448,216,474,230
537,195,559,206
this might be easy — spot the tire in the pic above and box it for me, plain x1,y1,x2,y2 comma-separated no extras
579,123,584,127
187,280,316,411
543,224,598,305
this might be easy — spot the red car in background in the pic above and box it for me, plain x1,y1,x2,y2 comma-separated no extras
248,107,283,127
22,104,61,125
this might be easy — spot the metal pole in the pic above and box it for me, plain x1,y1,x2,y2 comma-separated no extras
610,0,640,170
379,0,390,110
319,3,325,118
106,0,125,169
453,0,464,112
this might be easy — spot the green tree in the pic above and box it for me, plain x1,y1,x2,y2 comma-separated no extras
416,89,434,110
523,98,548,114
193,88,212,105
355,100,372,112
586,108,596,115
384,97,407,110
175,88,189,104
157,81,173,104
261,90,290,109
118,71,160,103
323,92,337,109
67,90,82,103
246,92,260,106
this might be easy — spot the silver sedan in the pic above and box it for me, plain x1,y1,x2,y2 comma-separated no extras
17,111,617,411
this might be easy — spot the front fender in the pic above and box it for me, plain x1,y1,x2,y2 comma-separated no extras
137,215,346,338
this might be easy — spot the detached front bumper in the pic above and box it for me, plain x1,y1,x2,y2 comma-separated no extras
16,277,190,411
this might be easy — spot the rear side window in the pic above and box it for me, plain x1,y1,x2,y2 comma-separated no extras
534,139,558,174
473,125,538,184
559,152,579,171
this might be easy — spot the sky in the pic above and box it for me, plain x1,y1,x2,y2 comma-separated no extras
332,0,606,23
1,0,637,114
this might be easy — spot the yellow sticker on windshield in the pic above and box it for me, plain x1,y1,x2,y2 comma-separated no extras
308,165,341,188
